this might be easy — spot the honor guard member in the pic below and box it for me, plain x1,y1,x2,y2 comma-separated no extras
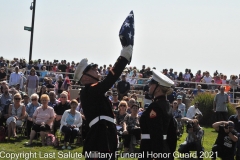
139,70,177,160
74,11,134,160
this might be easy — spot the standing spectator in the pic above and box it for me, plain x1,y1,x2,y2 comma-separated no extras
33,61,40,76
177,95,186,117
39,66,48,83
203,71,212,84
112,92,120,110
222,75,227,84
26,68,39,97
183,69,191,82
140,65,145,75
195,70,202,82
212,121,238,160
117,74,130,100
169,68,174,79
213,86,230,121
9,66,23,89
230,75,238,103
174,71,178,80
0,67,7,82
55,76,64,97
26,93,41,138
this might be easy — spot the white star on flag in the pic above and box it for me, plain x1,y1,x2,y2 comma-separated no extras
128,32,132,39
128,13,133,18
124,22,130,27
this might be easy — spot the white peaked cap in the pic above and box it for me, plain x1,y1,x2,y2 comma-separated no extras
73,58,89,81
152,70,174,87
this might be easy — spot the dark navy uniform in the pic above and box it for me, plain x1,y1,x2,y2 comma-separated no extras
139,96,177,160
80,56,128,160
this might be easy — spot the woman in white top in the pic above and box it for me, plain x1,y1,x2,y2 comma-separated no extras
60,99,82,149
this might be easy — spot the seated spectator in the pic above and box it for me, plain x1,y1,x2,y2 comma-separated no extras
122,103,141,152
22,94,30,107
0,99,12,126
53,92,71,135
212,121,238,160
26,94,55,146
127,98,136,114
186,102,203,120
48,91,59,108
115,100,128,129
60,99,82,150
0,85,12,112
6,93,26,140
178,119,204,159
26,93,41,138
46,78,55,91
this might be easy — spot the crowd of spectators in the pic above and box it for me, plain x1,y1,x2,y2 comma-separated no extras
1,56,240,159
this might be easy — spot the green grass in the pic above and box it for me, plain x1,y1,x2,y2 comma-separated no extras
0,127,221,160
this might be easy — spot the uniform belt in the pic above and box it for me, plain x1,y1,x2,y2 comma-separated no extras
141,134,150,139
141,134,167,140
89,115,114,128
163,135,167,140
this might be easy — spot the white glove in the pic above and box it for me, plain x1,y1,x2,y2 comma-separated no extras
120,45,133,62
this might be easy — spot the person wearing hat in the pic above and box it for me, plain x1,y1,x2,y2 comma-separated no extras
73,11,134,158
212,121,238,160
139,69,177,160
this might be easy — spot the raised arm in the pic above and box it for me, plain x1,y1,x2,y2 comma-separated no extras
100,46,132,94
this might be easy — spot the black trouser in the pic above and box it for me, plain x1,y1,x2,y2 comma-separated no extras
178,141,203,159
215,111,228,122
61,126,79,143
32,123,50,132
26,120,33,137
122,128,141,148
212,144,234,160
53,120,60,135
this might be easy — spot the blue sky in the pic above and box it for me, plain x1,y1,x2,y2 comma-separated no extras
1,0,240,77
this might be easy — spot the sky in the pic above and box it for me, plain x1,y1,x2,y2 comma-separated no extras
1,0,240,78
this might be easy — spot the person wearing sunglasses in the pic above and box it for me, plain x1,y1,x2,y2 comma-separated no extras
25,93,41,138
6,93,26,140
139,70,177,160
73,24,133,160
